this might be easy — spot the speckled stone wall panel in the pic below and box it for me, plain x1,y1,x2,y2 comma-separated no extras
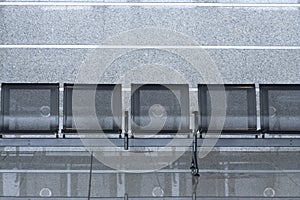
1,6,105,45
211,49,300,84
0,49,90,82
1,6,299,45
0,49,299,84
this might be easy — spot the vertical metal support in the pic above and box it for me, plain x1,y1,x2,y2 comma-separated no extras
119,129,122,139
87,152,93,200
172,172,179,196
124,133,128,150
171,163,180,196
67,164,71,197
255,84,261,132
198,85,208,132
190,132,199,176
190,111,199,176
224,162,229,197
125,111,128,134
260,86,269,133
192,192,197,200
124,111,129,150
58,85,64,136
193,111,199,135
124,193,128,200
192,175,199,200
117,173,125,197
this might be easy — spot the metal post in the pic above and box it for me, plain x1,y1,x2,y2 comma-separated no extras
124,111,129,150
190,111,199,176
192,175,199,200
117,173,125,197
224,162,229,197
67,164,71,197
124,193,128,200
87,152,93,200
193,111,199,135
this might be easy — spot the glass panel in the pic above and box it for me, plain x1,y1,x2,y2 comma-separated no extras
267,89,300,131
200,85,256,131
2,84,58,133
64,84,121,132
8,89,51,131
138,89,181,130
207,89,249,130
131,84,189,133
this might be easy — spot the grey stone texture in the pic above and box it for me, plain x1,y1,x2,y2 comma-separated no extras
1,6,299,46
0,49,299,84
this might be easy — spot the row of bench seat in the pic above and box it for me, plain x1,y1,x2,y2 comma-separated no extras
0,83,300,135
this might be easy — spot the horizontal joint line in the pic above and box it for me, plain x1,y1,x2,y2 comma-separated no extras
0,2,300,7
0,45,300,50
